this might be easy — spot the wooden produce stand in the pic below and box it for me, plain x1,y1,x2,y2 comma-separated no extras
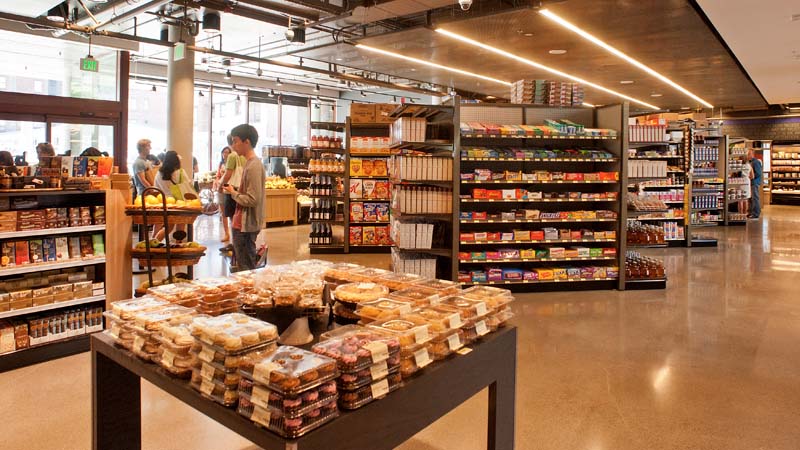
265,188,298,225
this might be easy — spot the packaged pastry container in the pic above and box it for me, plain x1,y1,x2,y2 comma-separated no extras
190,313,278,352
195,298,240,316
367,318,432,350
131,305,195,331
460,316,491,345
410,278,461,296
146,284,202,307
239,292,273,308
193,359,242,388
355,298,413,323
155,346,195,377
190,372,239,406
110,297,170,320
399,344,433,378
459,286,513,312
332,302,361,325
158,323,196,354
376,272,429,291
238,346,338,396
323,262,364,284
400,307,463,333
240,380,338,418
191,277,240,300
386,286,441,306
437,296,489,321
333,282,390,305
486,307,514,331
348,267,392,283
337,358,400,391
194,340,278,370
427,329,465,360
338,372,402,410
313,325,401,372
238,395,339,438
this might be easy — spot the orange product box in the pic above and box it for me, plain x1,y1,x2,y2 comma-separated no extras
362,226,376,245
472,189,488,199
598,172,619,181
530,231,544,241
487,190,503,200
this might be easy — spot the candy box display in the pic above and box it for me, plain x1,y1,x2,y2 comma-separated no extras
239,346,338,395
238,394,339,438
313,325,401,372
338,372,402,410
238,379,338,416
190,313,278,352
333,282,390,305
356,298,414,323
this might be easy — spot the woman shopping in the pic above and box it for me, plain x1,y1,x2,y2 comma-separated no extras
213,146,232,243
154,151,197,241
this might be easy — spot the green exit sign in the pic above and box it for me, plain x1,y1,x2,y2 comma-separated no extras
80,56,99,73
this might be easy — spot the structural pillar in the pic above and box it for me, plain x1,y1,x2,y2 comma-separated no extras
166,26,195,167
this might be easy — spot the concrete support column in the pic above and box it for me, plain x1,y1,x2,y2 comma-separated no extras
166,26,195,168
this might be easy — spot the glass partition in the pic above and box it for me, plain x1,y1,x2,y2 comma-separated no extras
0,119,46,164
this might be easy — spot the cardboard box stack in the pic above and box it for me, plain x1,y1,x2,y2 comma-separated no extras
511,79,584,106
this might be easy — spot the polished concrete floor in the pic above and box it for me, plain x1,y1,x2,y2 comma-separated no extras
2,207,800,449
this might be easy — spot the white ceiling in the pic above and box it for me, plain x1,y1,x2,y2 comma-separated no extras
698,0,800,105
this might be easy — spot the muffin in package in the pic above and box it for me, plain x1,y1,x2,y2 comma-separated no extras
110,296,170,320
239,346,338,395
386,286,442,306
333,282,390,305
338,372,402,410
356,298,413,323
238,394,339,438
410,278,461,296
313,325,401,372
238,379,338,417
190,313,278,352
459,285,513,312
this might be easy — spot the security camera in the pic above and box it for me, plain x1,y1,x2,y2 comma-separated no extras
284,28,295,41
458,0,472,11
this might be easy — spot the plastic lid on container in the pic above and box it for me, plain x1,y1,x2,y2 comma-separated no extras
132,305,195,331
437,296,489,320
190,313,278,352
313,325,401,372
355,298,414,322
192,277,239,293
401,307,463,332
333,282,390,305
367,317,431,347
110,296,170,320
376,272,429,291
241,346,338,395
410,278,462,296
147,283,203,302
460,286,514,310
323,263,364,282
348,267,392,283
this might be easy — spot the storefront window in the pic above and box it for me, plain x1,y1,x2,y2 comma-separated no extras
211,91,247,160
249,101,279,155
194,89,212,172
50,123,114,157
0,30,118,101
0,119,46,164
281,103,308,146
128,82,168,170
311,102,336,122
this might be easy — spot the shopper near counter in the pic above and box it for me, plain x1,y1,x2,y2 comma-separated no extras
132,139,154,196
748,149,762,219
81,147,102,157
33,142,55,175
219,136,245,251
738,157,752,216
223,124,265,272
214,146,233,243
0,151,19,176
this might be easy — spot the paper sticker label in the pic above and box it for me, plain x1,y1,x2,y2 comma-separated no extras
109,324,120,339
253,362,281,385
456,347,473,356
474,301,488,316
161,350,176,367
369,361,389,380
447,333,462,351
370,379,390,399
398,304,412,315
413,348,431,368
251,405,271,428
251,385,271,409
200,362,216,380
133,336,145,352
364,341,389,363
198,346,215,363
475,320,489,336
413,326,430,343
199,379,215,396
447,313,462,329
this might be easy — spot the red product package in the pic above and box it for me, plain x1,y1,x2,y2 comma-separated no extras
473,212,488,220
487,232,501,241
487,190,503,200
472,189,488,199
349,227,363,245
460,233,475,242
530,231,545,241
376,226,391,245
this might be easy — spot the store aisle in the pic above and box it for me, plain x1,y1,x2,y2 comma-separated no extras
3,209,800,450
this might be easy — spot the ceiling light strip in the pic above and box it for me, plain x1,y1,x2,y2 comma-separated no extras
538,9,713,108
355,44,512,86
435,28,659,110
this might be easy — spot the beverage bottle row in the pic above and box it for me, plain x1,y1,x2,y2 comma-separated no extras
310,199,337,220
310,135,343,149
692,146,718,161
310,174,339,196
310,223,334,245
308,158,344,173
692,194,720,209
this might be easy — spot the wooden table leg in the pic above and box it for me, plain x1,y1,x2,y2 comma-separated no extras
93,349,142,450
487,328,517,450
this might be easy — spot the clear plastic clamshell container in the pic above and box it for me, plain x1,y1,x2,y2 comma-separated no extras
375,272,429,292
239,380,338,418
400,307,463,333
348,267,392,283
427,329,465,360
437,296,490,321
459,286,514,312
486,307,514,332
238,346,338,396
158,323,197,355
190,372,239,406
131,305,195,332
196,298,240,316
190,313,278,353
333,282,390,306
355,298,413,323
386,286,442,306
238,393,339,438
410,278,461,297
399,344,433,378
110,296,170,320
313,325,401,372
193,340,278,370
146,284,202,307
338,372,402,410
193,359,242,388
323,262,364,284
191,277,240,301
155,346,196,377
338,358,400,391
367,317,432,351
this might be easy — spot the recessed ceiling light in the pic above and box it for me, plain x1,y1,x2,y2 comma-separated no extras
524,33,534,37
539,8,713,108
356,44,512,87
434,28,658,109
548,49,567,55
681,106,691,110
620,80,634,85
651,93,663,97
335,57,343,61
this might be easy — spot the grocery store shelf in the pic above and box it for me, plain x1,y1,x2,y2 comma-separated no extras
349,176,389,180
309,245,345,254
391,211,452,221
465,277,618,286
0,257,106,277
310,148,345,154
460,238,616,245
461,134,617,140
0,224,106,240
390,179,453,188
349,221,389,225
394,247,452,257
390,140,452,150
628,155,682,159
309,195,344,200
626,216,684,221
642,185,685,189
309,220,344,225
626,244,668,248
0,189,105,197
664,200,685,204
461,157,618,163
628,142,673,145
460,218,617,224
460,180,617,185
0,295,105,320
310,121,346,131
461,198,616,203
349,153,390,157
0,333,93,373
625,278,667,290
459,256,615,264
349,122,391,129
350,199,390,203
309,171,345,177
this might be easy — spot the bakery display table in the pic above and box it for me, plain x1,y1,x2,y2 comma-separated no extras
91,326,516,450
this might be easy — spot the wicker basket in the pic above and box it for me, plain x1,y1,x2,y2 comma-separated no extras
131,246,206,267
126,208,202,225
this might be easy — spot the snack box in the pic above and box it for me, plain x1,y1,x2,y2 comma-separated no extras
602,248,617,256
459,212,474,221
553,268,568,280
338,372,402,410
238,346,338,395
459,232,475,242
386,286,441,306
567,268,582,280
314,325,401,372
607,267,620,279
473,211,488,220
487,190,503,200
590,248,603,257
356,298,414,323
574,247,591,258
536,269,554,280
513,230,531,241
472,188,488,199
470,270,488,283
190,313,279,353
349,227,363,246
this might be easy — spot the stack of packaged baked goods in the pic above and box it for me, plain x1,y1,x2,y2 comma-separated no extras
436,296,491,345
400,307,465,361
237,346,339,437
193,278,241,316
459,286,514,332
189,313,279,406
128,305,195,361
367,316,433,378
103,297,170,350
146,283,202,308
331,282,389,325
375,272,428,291
155,322,198,377
247,263,328,310
312,325,402,410
355,298,413,323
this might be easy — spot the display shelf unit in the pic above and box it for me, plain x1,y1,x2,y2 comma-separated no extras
770,143,800,206
308,122,347,254
344,118,392,254
685,126,723,246
0,189,109,372
457,103,625,291
388,102,457,279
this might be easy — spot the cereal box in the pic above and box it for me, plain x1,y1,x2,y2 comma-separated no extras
362,226,376,245
373,160,388,177
361,160,375,177
349,179,363,199
1,242,14,267
349,158,363,177
376,226,390,245
350,202,364,222
363,203,378,222
362,180,377,199
376,203,390,222
349,226,363,245
374,181,390,199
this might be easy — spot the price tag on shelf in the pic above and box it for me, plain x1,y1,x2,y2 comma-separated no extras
250,405,271,428
370,379,390,399
447,333,462,351
364,341,389,363
199,379,215,396
446,312,462,329
413,347,431,368
133,336,145,353
198,346,215,363
161,350,176,367
456,347,473,356
475,320,489,336
253,362,280,385
200,362,216,381
369,361,389,380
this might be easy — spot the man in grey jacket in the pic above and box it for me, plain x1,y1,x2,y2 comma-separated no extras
223,124,266,271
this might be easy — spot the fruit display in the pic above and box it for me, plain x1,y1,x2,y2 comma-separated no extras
128,193,202,210
265,177,296,190
134,240,204,251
